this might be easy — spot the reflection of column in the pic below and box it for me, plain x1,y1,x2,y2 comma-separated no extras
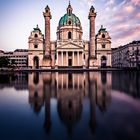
44,78,51,133
78,74,79,90
73,52,74,66
56,72,58,93
89,75,96,133
73,74,75,89
62,74,63,89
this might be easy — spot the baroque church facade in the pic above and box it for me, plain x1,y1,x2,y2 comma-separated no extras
28,2,112,69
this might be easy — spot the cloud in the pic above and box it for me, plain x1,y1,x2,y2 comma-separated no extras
78,0,94,7
124,5,135,13
131,0,140,6
112,25,140,47
95,0,139,47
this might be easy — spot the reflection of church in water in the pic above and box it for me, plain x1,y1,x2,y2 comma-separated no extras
28,72,112,133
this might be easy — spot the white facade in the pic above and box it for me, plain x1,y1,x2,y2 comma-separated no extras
28,3,112,69
28,26,44,69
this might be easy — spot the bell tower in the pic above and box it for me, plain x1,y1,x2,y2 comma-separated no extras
89,6,96,67
43,5,52,58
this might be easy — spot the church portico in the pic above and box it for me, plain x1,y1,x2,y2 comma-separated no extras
56,50,84,67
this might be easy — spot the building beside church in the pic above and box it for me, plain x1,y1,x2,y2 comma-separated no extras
28,2,112,69
0,49,28,68
112,41,140,68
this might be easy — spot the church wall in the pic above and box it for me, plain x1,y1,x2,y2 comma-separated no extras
29,42,44,51
57,27,82,40
50,42,56,67
97,43,111,50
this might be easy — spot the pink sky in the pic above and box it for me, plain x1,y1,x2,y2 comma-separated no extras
0,0,140,51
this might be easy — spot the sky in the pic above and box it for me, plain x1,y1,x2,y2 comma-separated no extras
0,0,140,51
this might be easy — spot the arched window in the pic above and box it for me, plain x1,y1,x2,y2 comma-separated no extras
34,45,38,48
68,32,72,39
102,34,105,38
34,34,38,38
68,20,71,25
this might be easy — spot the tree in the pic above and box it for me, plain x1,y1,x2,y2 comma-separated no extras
0,57,9,68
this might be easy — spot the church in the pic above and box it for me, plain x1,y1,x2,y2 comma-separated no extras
28,2,112,69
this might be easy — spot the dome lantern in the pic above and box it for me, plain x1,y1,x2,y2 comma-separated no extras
67,1,73,15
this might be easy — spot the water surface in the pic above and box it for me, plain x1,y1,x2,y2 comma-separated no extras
0,71,140,140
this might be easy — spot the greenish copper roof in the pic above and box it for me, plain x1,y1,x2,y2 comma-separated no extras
98,25,107,33
99,28,106,32
59,13,81,27
33,25,41,32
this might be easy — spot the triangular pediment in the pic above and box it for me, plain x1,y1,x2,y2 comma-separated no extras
57,42,83,50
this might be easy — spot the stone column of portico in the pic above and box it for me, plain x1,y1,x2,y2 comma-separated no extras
73,52,74,66
66,51,68,66
78,51,79,66
62,52,63,66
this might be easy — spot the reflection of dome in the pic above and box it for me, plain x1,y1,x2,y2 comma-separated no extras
57,95,82,133
29,91,44,114
59,13,81,27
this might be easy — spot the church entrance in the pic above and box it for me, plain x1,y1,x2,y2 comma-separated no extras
68,59,72,67
34,56,39,69
101,56,107,68
68,52,72,67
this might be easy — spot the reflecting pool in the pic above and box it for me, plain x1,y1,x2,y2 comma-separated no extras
0,71,140,140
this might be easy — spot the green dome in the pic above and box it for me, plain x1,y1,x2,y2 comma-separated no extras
59,13,81,27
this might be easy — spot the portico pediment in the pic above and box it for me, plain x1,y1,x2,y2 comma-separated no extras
57,42,83,50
